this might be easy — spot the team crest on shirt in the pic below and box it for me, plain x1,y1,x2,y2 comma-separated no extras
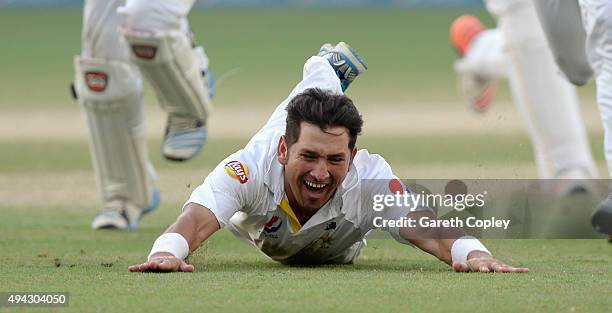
263,216,282,235
225,160,249,184
318,234,333,249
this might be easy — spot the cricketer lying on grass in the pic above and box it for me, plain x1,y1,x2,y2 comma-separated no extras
129,44,529,273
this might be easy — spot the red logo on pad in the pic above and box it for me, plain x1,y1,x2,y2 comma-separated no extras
84,71,108,92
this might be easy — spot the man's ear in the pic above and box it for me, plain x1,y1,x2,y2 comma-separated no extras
348,146,357,169
277,135,288,165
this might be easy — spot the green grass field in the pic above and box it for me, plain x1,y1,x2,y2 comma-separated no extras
0,8,611,313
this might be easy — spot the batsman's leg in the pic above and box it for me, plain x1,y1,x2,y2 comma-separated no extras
533,0,593,86
486,0,597,184
119,0,215,161
578,0,612,235
75,0,159,230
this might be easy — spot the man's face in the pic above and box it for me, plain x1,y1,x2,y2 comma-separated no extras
278,122,356,213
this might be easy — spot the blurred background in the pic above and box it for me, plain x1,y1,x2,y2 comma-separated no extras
1,4,610,311
0,0,604,213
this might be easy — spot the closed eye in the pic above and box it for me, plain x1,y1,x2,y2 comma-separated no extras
328,156,344,163
300,153,317,161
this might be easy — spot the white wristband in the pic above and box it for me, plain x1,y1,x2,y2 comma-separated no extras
148,232,190,261
451,236,491,263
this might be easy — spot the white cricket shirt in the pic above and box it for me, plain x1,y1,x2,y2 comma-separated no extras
187,56,415,264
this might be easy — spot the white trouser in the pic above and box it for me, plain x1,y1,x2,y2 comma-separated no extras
82,0,194,59
533,0,593,86
81,0,128,61
477,0,597,178
578,0,612,176
536,0,612,177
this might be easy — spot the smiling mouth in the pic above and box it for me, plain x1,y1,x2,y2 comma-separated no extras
303,179,328,193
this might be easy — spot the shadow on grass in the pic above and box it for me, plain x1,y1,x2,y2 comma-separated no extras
193,257,448,273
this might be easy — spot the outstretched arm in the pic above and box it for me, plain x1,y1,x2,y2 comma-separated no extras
401,211,529,273
128,203,220,272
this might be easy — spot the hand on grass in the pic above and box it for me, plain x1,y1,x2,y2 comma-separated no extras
452,250,529,273
128,252,194,273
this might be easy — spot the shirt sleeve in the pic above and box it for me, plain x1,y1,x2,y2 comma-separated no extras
185,152,254,228
356,150,428,245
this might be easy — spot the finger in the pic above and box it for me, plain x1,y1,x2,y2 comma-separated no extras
468,260,491,273
179,262,195,272
452,262,470,272
158,259,179,272
491,263,505,273
506,266,530,273
494,264,529,273
128,264,141,272
478,265,490,273
148,260,160,271
495,264,512,273
138,262,151,272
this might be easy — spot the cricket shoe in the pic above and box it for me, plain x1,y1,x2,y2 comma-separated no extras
162,69,215,161
317,43,333,56
91,189,160,230
550,167,595,197
450,15,497,113
319,42,368,92
592,192,612,236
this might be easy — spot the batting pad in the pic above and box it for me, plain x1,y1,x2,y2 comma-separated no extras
74,57,156,209
123,30,213,120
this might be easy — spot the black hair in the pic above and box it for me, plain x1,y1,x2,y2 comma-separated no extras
285,88,363,149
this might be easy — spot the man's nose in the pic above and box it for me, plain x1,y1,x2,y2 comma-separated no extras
310,159,330,181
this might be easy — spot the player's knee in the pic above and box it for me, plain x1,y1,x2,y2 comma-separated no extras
556,58,593,86
119,0,185,33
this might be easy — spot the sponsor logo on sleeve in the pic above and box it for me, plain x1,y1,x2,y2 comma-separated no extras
225,160,249,184
84,71,108,92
